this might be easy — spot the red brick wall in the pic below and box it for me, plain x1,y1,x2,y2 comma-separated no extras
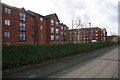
2,4,35,45
46,15,60,43
2,5,19,45
34,15,47,44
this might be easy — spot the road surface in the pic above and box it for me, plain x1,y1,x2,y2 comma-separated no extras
3,45,119,78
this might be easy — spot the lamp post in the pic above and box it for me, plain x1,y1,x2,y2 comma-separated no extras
89,22,91,42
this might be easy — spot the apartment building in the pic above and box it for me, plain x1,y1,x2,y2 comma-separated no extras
27,10,47,44
45,13,60,44
59,23,69,43
68,29,78,43
2,3,68,45
68,27,107,43
2,3,35,45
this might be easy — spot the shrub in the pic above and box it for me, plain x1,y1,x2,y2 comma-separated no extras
2,42,116,70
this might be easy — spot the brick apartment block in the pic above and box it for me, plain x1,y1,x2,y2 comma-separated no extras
1,3,107,45
1,3,69,45
68,27,107,43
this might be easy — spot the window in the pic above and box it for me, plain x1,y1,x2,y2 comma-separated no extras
61,32,63,35
56,35,59,41
40,26,43,30
5,8,11,14
40,17,43,21
19,33,26,41
64,32,66,35
20,13,26,21
51,28,54,33
61,26,63,30
51,35,54,40
84,38,85,40
4,32,10,38
95,34,98,36
51,20,54,26
19,23,26,31
56,22,59,27
5,20,10,26
56,29,59,34
64,27,66,30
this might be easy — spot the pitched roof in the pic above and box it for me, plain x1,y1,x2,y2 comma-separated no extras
45,13,60,22
2,3,27,13
27,10,44,17
2,3,20,11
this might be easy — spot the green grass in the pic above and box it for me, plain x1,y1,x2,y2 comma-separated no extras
2,42,117,70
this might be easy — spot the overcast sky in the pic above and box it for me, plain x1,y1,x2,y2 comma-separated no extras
2,0,119,36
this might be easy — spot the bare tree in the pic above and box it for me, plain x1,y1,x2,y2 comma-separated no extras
71,16,81,43
70,14,91,43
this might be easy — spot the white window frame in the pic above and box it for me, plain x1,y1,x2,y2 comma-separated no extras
61,32,63,35
51,20,54,26
4,32,10,38
61,26,63,30
40,25,43,30
5,20,10,26
56,35,59,41
20,13,26,21
5,8,11,14
51,28,54,33
51,35,54,41
56,29,59,34
64,32,66,35
40,17,43,21
56,22,59,27
95,34,98,36
19,33,26,41
20,23,26,31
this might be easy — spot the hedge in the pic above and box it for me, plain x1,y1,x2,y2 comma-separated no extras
2,42,117,70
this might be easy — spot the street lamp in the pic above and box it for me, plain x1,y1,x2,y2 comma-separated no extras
89,22,91,42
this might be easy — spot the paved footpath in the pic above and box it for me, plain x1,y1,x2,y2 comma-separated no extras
49,46,119,78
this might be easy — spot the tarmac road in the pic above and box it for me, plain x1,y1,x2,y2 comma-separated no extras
3,45,119,78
